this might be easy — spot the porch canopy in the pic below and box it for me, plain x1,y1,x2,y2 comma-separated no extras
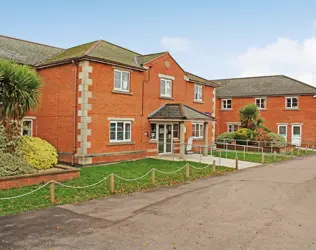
148,103,214,158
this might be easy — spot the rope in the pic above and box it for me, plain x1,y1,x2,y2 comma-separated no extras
113,169,152,181
190,164,211,170
52,175,111,189
0,181,52,200
155,164,187,174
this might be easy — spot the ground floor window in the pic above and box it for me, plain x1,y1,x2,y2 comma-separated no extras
22,120,33,136
173,124,179,139
150,123,179,140
110,121,131,142
227,123,239,132
192,123,203,138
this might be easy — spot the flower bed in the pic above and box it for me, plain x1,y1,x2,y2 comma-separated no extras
0,165,80,190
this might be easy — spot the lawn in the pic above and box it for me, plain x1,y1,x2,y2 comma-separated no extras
210,148,315,163
0,159,233,216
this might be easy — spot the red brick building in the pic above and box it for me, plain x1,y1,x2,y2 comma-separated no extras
0,36,216,165
1,35,316,164
213,75,316,146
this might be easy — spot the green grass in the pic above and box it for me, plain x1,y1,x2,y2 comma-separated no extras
211,148,315,163
0,159,233,216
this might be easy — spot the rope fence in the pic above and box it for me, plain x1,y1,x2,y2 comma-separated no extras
0,162,217,203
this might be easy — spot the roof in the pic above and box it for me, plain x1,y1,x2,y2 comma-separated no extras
39,40,144,69
185,71,217,87
213,75,316,98
0,35,64,66
136,52,168,65
148,103,214,121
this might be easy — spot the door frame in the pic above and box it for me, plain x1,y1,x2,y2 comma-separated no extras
277,124,288,142
158,123,174,155
291,124,302,146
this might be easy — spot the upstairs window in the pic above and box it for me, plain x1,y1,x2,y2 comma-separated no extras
255,98,266,109
110,121,131,142
192,123,203,139
114,69,130,92
194,85,203,101
286,97,298,109
160,79,172,98
221,99,232,109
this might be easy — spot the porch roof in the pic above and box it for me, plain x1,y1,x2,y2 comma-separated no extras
148,103,214,121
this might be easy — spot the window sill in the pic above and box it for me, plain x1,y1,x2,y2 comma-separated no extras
284,108,300,111
258,108,267,111
149,139,157,144
193,100,204,104
112,90,133,95
220,109,233,111
193,137,204,141
160,96,174,100
108,141,135,146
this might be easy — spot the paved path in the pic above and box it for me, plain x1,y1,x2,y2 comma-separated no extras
151,153,259,169
1,155,316,249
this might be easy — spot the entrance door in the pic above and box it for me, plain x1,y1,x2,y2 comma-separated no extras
292,125,302,146
158,124,173,154
278,125,287,142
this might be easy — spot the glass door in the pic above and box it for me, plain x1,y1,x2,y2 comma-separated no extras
165,124,172,153
158,124,165,154
158,124,173,154
292,125,302,146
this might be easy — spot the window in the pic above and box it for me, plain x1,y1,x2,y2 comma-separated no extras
227,123,239,132
160,79,172,98
22,120,33,136
173,124,179,139
110,121,131,142
150,123,157,140
194,85,203,101
192,123,203,138
286,97,298,109
222,99,232,109
114,69,130,92
255,98,266,109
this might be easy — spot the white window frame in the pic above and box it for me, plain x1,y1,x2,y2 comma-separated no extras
221,99,232,110
160,78,172,98
227,123,239,133
21,119,33,137
285,96,299,109
192,123,203,139
255,97,267,109
109,121,132,142
194,85,203,102
114,69,130,92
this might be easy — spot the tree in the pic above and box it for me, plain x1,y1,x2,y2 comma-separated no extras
0,60,42,126
239,103,259,130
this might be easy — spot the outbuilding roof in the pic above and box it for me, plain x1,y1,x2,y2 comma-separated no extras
213,75,316,98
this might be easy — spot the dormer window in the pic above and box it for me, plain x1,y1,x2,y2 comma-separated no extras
114,69,130,92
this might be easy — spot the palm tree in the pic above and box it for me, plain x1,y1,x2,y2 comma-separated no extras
239,103,259,130
0,60,42,126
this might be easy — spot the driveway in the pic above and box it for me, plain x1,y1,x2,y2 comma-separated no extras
1,155,316,249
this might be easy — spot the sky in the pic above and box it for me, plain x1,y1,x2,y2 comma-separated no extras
2,0,316,86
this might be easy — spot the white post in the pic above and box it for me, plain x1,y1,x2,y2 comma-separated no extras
179,122,185,159
203,122,209,156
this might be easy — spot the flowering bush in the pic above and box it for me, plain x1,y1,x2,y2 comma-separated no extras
254,128,269,142
0,151,36,177
217,132,236,143
17,136,58,170
267,132,286,147
235,128,254,144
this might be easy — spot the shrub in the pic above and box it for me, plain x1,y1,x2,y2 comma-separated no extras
267,132,287,147
217,132,236,143
17,136,58,170
235,128,254,144
254,128,269,141
0,151,36,177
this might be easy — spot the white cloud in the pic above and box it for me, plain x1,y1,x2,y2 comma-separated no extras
236,37,316,86
161,37,192,53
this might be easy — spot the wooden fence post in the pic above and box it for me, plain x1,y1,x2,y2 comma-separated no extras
212,160,216,173
273,151,277,161
185,164,190,178
235,156,238,170
151,168,155,185
50,182,55,205
305,146,308,154
297,147,300,156
261,151,265,164
291,149,293,159
110,174,115,193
